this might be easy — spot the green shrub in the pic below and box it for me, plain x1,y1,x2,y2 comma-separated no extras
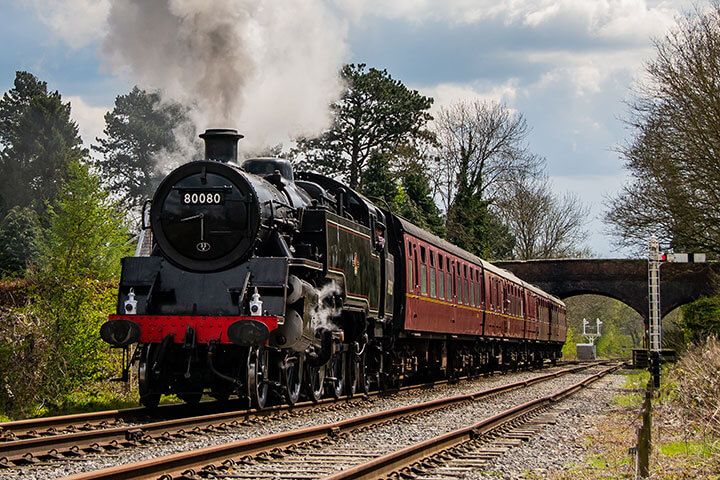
0,161,133,418
681,296,720,341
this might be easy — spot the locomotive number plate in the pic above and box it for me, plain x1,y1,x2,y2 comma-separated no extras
181,191,225,205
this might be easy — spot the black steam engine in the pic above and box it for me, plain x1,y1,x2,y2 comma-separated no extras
101,128,567,409
102,129,392,408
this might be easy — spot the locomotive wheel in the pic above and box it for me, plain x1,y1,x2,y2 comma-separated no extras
247,346,269,409
304,362,326,402
281,353,303,406
327,352,346,399
138,344,161,408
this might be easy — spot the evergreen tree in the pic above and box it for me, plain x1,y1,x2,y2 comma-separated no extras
446,183,514,260
397,159,445,237
361,152,445,237
296,64,434,190
93,87,196,212
38,161,132,281
0,71,86,214
0,206,41,276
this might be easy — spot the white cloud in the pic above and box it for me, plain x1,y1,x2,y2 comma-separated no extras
25,0,110,49
416,80,519,112
67,96,108,147
335,0,679,43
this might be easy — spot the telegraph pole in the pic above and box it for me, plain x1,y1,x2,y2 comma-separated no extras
647,236,661,388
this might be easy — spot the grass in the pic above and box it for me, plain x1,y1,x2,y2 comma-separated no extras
658,439,716,458
548,366,720,479
40,388,138,417
612,392,643,408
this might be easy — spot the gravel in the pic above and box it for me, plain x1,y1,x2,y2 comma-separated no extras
465,372,625,479
0,365,602,480
225,369,613,479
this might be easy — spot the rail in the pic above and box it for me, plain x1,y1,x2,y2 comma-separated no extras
60,364,595,480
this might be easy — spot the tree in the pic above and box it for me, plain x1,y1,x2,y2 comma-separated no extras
296,64,434,190
446,190,515,259
0,71,86,214
0,206,41,276
605,4,720,256
361,150,445,237
395,158,445,237
38,161,132,281
93,86,197,213
432,100,542,259
496,173,590,259
432,100,541,213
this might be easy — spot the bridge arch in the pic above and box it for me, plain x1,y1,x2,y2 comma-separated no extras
495,259,719,320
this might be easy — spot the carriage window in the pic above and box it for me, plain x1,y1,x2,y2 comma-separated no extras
467,271,473,306
408,259,413,291
446,270,452,300
414,246,419,290
420,263,427,295
429,253,436,297
438,254,443,270
420,246,426,263
451,263,457,300
437,269,444,299
457,269,464,304
464,278,469,305
469,279,475,306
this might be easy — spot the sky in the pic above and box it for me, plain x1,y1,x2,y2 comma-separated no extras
0,0,700,257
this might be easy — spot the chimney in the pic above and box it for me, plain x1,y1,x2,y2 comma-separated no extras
199,128,243,163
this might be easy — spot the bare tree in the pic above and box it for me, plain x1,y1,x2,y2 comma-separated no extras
497,173,590,259
606,3,720,256
431,100,542,212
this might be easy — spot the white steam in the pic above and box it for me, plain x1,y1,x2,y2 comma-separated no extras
101,0,348,151
311,281,343,332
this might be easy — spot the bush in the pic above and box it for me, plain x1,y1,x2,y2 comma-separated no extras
0,162,133,418
0,278,127,418
670,336,720,437
681,296,720,342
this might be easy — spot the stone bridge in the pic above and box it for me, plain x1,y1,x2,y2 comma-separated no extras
495,259,720,319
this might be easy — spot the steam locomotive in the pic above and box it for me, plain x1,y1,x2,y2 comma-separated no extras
100,128,567,408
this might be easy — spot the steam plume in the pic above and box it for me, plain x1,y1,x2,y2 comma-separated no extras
311,281,343,331
102,0,347,151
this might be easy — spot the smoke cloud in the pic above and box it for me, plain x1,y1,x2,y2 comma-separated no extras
311,281,343,332
102,0,348,151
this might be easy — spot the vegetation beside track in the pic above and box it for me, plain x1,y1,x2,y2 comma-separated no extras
550,339,720,479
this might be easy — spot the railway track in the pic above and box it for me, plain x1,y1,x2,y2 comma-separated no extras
0,361,590,469
0,360,586,443
327,364,620,480
43,363,607,480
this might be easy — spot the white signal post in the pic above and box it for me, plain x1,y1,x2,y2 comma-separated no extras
647,237,705,387
648,236,662,354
